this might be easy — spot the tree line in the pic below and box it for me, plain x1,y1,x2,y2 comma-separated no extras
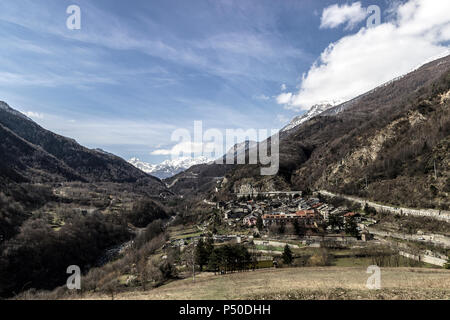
0,212,131,297
195,238,256,274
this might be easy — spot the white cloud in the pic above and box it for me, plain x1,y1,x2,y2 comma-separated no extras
22,111,44,119
276,92,293,105
151,141,221,156
279,0,450,111
281,83,287,91
150,149,172,156
320,2,367,30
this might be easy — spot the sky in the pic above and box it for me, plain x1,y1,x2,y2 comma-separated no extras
0,0,449,164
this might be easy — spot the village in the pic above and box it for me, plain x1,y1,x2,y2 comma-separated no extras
165,189,449,272
166,191,374,271
220,191,366,238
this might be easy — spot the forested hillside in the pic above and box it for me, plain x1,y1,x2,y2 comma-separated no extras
222,55,450,210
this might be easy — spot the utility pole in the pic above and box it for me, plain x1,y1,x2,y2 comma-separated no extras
192,240,196,283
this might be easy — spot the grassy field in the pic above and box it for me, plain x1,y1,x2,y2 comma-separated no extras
81,267,450,300
168,225,202,240
255,245,284,252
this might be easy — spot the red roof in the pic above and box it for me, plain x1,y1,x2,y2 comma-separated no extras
344,212,359,217
295,210,315,217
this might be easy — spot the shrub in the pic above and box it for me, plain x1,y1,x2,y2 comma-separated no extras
126,199,169,228
308,249,331,266
282,245,293,265
444,258,450,270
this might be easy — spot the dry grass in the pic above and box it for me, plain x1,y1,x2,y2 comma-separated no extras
79,267,450,300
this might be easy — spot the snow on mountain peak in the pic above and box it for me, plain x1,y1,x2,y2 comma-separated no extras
281,102,337,132
128,156,212,179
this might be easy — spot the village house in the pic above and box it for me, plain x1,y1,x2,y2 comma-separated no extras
294,209,319,225
262,209,318,226
242,214,258,227
262,212,285,226
311,202,323,209
343,212,361,223
317,204,334,221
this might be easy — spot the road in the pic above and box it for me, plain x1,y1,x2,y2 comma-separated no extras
367,227,450,248
319,190,450,222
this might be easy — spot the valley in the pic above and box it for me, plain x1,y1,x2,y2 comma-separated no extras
1,54,449,300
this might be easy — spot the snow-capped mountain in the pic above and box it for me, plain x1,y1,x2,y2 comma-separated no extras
131,141,259,179
281,103,336,132
281,52,450,134
128,156,212,179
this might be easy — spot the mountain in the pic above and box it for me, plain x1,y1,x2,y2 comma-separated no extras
162,141,259,196
219,54,450,210
281,103,335,132
281,54,450,134
0,102,166,193
128,156,212,179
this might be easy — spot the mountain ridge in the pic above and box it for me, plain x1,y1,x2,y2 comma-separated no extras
280,51,450,135
0,102,167,193
128,156,213,179
217,54,450,210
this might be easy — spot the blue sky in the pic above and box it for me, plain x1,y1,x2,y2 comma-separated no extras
0,0,449,163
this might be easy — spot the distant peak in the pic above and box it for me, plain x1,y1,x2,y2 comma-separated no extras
128,156,212,179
